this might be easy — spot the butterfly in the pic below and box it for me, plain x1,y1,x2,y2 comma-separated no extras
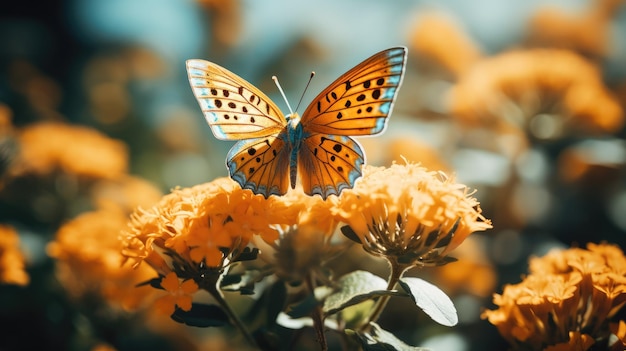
186,47,406,199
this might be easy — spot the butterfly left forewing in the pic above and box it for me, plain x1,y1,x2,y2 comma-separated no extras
226,134,291,198
301,47,407,136
298,133,365,199
187,59,287,140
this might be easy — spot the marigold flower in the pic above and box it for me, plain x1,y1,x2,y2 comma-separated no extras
410,11,482,78
483,243,626,350
153,272,199,316
0,225,29,286
122,177,292,277
12,122,128,179
527,0,623,59
448,49,624,135
333,162,491,267
47,208,157,310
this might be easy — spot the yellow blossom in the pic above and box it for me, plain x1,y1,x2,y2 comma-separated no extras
409,11,482,78
0,225,29,286
333,162,491,267
122,177,293,277
47,208,157,310
153,272,199,316
12,122,128,179
448,49,624,135
483,243,626,350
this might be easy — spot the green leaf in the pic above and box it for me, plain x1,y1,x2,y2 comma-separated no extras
340,225,362,243
170,303,229,327
221,269,265,295
136,275,164,290
350,322,430,351
323,270,404,316
398,277,457,326
234,247,260,262
285,292,319,319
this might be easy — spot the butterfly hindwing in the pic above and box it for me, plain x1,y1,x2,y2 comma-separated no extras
298,133,365,198
301,47,406,136
226,133,291,198
187,59,286,140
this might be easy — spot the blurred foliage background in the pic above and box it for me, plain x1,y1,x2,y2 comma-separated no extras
1,0,625,350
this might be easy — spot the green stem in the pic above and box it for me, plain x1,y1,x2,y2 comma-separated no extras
306,273,328,351
204,276,258,349
359,259,408,332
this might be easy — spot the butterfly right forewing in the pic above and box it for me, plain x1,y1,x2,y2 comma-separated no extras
187,59,287,140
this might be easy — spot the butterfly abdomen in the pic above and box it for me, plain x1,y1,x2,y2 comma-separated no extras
286,115,304,189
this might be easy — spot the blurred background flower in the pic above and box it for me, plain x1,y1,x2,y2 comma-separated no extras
1,0,625,350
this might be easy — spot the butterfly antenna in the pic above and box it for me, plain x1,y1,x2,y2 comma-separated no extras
272,76,294,115
295,71,315,113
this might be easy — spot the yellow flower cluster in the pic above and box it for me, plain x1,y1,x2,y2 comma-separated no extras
333,162,492,267
47,208,157,310
123,177,292,273
13,122,128,179
482,243,626,351
122,164,492,315
0,225,29,286
448,49,623,134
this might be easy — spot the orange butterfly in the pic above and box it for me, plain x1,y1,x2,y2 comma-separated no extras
186,47,406,199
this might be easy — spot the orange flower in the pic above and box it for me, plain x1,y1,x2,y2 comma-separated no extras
483,243,626,350
0,225,29,286
409,11,482,78
48,207,156,310
527,0,624,59
153,272,199,316
12,122,128,179
333,162,491,267
122,177,293,276
448,49,624,136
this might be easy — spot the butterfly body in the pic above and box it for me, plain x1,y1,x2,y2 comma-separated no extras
187,47,407,199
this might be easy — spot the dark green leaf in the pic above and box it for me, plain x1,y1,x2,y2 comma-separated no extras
221,269,264,295
265,281,287,326
350,322,430,351
170,303,229,328
234,247,260,262
323,271,405,316
136,276,164,290
285,291,322,319
340,225,362,243
399,277,457,326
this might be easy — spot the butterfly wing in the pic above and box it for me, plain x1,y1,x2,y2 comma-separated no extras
300,47,407,136
298,134,365,199
186,59,287,140
226,133,291,198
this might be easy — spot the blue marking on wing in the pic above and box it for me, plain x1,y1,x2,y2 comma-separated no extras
382,86,397,100
379,102,390,115
199,98,214,110
212,124,227,139
190,77,208,87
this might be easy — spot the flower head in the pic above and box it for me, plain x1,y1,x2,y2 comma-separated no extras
448,49,624,135
483,243,626,350
333,162,491,268
47,208,157,310
122,177,293,281
12,122,128,179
